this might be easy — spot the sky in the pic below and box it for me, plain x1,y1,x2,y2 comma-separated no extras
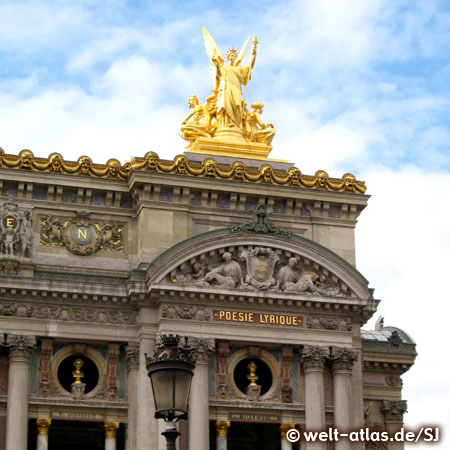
1,0,449,446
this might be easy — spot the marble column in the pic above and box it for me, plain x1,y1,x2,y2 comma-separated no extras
216,420,230,450
126,342,140,450
301,345,328,450
36,419,51,450
381,400,407,450
280,423,296,450
188,338,215,450
5,334,36,450
330,347,358,450
105,422,120,450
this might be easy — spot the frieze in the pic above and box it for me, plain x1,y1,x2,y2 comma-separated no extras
0,302,136,324
40,211,124,255
168,244,351,297
0,148,367,194
306,315,352,331
161,305,211,321
0,199,33,260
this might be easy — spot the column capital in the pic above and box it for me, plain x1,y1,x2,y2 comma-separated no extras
126,342,140,370
216,420,230,437
301,345,328,372
104,421,119,438
280,423,296,440
37,418,52,435
381,400,407,423
330,346,358,373
5,334,36,361
188,337,215,364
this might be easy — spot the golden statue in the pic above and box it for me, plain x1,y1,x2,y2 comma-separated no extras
180,95,215,147
244,102,275,146
203,27,257,130
72,358,84,384
180,27,276,157
247,361,259,386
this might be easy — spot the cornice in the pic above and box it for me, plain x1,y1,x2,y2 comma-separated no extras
0,148,367,194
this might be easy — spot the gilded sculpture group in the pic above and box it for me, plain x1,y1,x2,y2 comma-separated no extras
180,27,275,148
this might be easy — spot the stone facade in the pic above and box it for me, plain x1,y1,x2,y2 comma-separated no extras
0,148,416,450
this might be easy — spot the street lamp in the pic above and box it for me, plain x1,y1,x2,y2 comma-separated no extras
146,334,195,450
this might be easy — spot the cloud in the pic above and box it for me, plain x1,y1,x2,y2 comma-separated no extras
356,166,450,445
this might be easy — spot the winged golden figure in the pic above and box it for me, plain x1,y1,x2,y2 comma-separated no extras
202,26,257,130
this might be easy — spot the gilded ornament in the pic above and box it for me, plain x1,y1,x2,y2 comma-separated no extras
40,212,124,255
0,148,367,193
36,418,52,436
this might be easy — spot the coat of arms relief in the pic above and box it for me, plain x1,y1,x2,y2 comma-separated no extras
168,246,350,297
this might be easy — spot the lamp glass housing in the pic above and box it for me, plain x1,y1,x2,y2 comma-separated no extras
148,360,194,421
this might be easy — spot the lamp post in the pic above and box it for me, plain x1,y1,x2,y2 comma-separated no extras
146,335,195,450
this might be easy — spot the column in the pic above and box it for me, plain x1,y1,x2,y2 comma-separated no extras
5,334,36,450
301,345,328,450
330,347,358,450
188,338,215,450
136,307,159,450
36,419,51,450
280,423,296,450
381,400,407,450
216,420,230,450
105,422,120,450
126,342,140,450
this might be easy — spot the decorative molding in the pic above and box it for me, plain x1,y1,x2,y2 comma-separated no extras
385,375,401,387
40,212,124,255
381,400,407,423
36,418,52,436
0,302,137,325
280,423,296,440
125,342,140,371
216,420,231,437
39,339,53,397
104,421,120,438
330,346,358,372
231,204,291,238
0,148,367,194
388,330,404,347
187,337,215,364
306,315,352,331
301,345,328,371
217,341,230,400
280,346,293,403
0,260,19,275
106,343,121,401
161,305,210,321
5,334,36,361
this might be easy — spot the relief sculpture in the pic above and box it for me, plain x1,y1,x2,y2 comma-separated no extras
0,199,33,260
168,245,350,297
40,211,124,255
